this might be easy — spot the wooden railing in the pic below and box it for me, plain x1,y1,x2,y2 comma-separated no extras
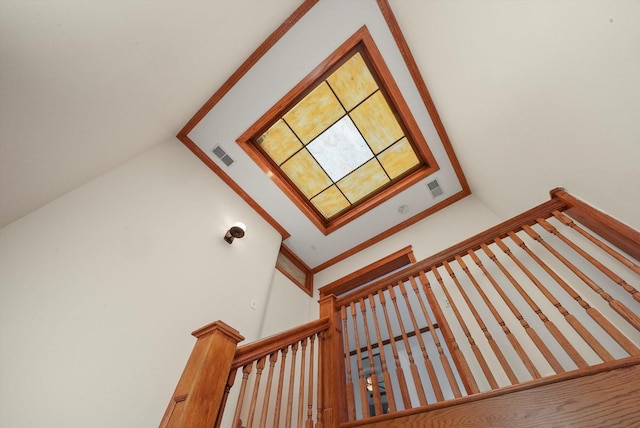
319,188,640,424
160,317,331,428
161,188,640,427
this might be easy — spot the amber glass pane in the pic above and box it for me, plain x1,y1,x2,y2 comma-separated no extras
257,119,303,165
338,159,389,203
282,150,332,198
350,91,404,154
327,52,378,111
284,82,346,144
378,138,420,179
311,185,350,219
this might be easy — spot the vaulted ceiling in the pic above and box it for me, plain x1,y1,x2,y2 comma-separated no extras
2,1,639,263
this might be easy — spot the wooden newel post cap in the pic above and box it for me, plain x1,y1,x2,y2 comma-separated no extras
191,320,245,343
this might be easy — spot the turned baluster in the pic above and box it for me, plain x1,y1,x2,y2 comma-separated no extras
258,352,278,428
467,249,561,376
378,289,412,409
523,225,640,332
443,260,519,385
538,217,640,304
505,233,617,362
388,283,427,406
552,210,640,276
215,370,237,428
246,356,266,428
486,240,587,369
431,266,499,389
397,280,444,402
284,342,298,428
366,293,396,412
297,338,308,428
358,298,383,415
271,347,288,428
418,270,478,394
350,302,370,417
455,255,540,379
305,334,316,428
232,364,253,428
340,306,356,420
408,275,462,398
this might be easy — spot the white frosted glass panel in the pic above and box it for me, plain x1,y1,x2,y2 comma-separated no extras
307,116,373,181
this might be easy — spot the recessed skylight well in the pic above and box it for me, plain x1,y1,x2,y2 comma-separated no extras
238,26,439,235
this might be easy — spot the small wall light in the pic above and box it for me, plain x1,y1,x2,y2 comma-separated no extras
224,222,246,244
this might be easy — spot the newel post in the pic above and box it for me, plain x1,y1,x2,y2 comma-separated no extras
159,321,244,428
319,295,347,427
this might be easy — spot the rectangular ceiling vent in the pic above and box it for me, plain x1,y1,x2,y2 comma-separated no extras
212,145,234,167
427,179,443,198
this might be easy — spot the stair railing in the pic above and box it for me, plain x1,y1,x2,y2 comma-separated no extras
320,188,640,424
161,188,640,427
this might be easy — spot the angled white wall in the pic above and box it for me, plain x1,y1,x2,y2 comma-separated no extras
0,140,291,428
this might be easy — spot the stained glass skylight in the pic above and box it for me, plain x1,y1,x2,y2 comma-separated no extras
238,28,438,234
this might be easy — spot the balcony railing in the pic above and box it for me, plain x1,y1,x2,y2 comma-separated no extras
161,188,640,427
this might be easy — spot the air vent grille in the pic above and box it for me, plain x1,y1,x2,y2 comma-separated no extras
212,145,234,167
427,179,443,198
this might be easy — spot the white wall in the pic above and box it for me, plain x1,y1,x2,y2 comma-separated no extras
260,270,313,339
0,140,287,428
314,195,502,293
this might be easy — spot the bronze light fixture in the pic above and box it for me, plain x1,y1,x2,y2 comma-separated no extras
224,222,246,244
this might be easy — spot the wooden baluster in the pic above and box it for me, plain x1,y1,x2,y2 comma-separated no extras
246,356,266,428
367,294,397,412
388,283,428,406
258,352,278,428
316,332,324,428
215,370,237,428
538,217,640,304
408,275,462,398
506,233,618,362
232,363,253,428
523,224,640,332
455,255,541,379
350,302,371,418
443,260,519,385
285,342,298,428
340,306,356,420
378,289,412,408
397,280,444,402
467,249,562,376
272,347,288,428
489,239,589,369
553,210,640,276
418,271,479,394
297,338,308,428
306,334,316,428
358,298,383,415
432,266,499,389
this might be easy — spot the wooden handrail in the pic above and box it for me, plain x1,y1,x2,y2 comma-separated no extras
335,197,566,308
231,316,330,370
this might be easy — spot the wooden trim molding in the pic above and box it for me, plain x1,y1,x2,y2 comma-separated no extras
177,0,471,272
177,0,319,139
276,243,314,296
376,0,470,195
319,246,415,297
313,189,469,273
236,26,440,236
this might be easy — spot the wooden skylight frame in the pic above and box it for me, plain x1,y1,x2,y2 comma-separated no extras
237,26,439,236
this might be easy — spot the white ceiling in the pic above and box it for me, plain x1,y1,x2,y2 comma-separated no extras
2,1,639,252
